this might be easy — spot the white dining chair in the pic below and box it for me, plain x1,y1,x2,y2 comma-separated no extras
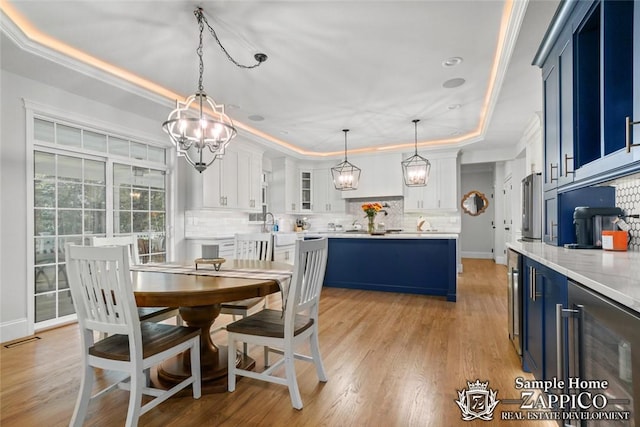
214,232,273,355
92,235,181,328
65,243,201,427
227,237,329,410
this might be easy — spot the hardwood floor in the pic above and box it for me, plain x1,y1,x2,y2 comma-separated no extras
1,259,554,426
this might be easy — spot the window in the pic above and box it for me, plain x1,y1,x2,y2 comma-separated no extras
34,152,106,322
113,164,166,264
32,116,167,326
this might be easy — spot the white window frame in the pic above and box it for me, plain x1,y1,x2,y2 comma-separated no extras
24,99,175,332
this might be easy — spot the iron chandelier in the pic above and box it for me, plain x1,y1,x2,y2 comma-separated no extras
331,129,361,191
162,8,267,173
401,119,431,186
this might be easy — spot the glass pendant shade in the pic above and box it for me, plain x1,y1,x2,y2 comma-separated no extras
402,119,431,187
163,91,236,173
331,129,361,190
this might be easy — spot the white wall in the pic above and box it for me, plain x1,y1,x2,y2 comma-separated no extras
493,162,507,264
0,70,174,342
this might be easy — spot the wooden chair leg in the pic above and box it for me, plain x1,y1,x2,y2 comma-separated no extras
284,351,303,410
191,339,202,399
310,331,328,382
70,362,94,427
125,370,144,426
228,334,237,392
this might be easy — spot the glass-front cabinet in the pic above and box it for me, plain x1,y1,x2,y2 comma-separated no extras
299,170,312,211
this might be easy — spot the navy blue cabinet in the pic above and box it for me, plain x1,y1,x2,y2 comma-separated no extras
523,257,544,379
542,265,568,383
542,58,560,193
522,256,568,382
535,0,639,246
572,0,639,184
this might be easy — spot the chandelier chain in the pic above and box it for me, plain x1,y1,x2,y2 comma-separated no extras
343,129,349,161
195,8,265,70
413,119,420,155
197,17,205,92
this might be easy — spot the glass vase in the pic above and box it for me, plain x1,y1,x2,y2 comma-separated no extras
367,215,375,234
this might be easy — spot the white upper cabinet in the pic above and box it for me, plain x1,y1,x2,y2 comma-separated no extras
339,153,404,199
404,155,459,212
312,167,345,213
199,144,263,210
270,157,299,213
237,149,263,211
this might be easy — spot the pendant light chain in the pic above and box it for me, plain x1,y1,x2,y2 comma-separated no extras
343,129,349,161
413,119,419,155
196,11,205,92
195,8,267,70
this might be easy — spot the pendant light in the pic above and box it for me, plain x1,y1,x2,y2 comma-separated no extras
162,8,267,173
331,129,361,190
401,119,431,186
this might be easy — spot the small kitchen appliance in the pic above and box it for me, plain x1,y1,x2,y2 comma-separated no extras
572,206,624,248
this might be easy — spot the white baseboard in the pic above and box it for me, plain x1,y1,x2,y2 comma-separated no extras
495,255,507,265
0,318,30,344
460,251,494,259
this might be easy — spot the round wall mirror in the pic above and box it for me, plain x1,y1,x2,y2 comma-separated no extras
461,190,489,216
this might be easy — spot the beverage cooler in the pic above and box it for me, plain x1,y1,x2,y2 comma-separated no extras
557,281,639,426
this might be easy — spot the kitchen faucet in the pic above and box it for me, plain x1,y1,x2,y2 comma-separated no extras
262,212,275,233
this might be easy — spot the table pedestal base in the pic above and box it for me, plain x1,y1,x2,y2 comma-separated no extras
157,349,255,394
155,304,255,394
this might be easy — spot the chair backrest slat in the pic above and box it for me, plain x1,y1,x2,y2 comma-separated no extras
233,233,273,261
66,244,140,338
92,235,141,265
285,237,328,325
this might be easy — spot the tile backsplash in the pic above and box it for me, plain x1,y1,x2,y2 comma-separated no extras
604,172,640,251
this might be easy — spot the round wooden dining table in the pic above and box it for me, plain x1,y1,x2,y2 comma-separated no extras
131,259,291,394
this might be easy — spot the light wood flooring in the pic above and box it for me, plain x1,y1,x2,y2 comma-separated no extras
1,259,555,426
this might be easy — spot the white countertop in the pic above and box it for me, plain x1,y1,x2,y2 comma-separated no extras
507,240,640,314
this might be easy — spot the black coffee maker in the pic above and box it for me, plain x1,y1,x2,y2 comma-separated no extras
573,207,624,248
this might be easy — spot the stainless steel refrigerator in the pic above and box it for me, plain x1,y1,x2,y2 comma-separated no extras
522,173,542,241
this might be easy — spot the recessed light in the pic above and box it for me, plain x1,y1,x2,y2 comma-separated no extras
248,114,265,121
442,78,466,89
442,57,463,67
448,104,461,110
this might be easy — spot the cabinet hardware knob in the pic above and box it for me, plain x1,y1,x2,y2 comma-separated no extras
626,116,640,153
564,154,574,176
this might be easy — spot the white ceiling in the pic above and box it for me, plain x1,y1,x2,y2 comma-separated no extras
0,0,559,160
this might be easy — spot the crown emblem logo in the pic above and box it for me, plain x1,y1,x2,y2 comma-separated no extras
467,380,489,392
455,379,500,421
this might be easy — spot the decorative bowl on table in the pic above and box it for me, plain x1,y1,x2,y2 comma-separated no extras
194,257,225,271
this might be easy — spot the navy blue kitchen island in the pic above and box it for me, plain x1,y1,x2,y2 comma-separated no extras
321,234,458,301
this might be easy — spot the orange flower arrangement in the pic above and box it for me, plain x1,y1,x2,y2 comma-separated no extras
362,202,383,218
